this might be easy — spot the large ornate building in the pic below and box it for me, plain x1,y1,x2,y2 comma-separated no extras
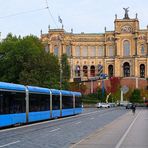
41,9,148,83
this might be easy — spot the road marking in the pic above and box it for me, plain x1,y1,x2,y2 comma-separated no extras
70,111,130,148
90,117,94,120
75,121,82,125
49,128,60,133
0,140,20,148
115,111,141,148
0,109,114,133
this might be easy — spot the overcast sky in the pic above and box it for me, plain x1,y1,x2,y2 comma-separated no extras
0,0,148,39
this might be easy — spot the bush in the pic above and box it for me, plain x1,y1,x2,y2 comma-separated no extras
130,89,142,103
82,93,100,104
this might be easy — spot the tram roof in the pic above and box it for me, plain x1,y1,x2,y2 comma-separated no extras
27,86,50,94
50,89,60,95
60,90,73,96
73,92,82,96
0,82,26,92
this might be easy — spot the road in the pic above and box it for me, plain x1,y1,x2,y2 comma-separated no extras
71,108,148,148
0,107,128,148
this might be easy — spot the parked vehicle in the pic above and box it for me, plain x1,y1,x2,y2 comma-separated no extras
125,103,132,109
108,103,116,107
96,103,110,108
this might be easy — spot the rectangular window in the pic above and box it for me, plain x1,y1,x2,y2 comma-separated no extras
52,95,60,110
29,94,50,112
66,45,71,57
82,46,88,57
75,96,82,108
98,46,104,56
75,46,80,57
0,91,25,114
89,46,96,57
54,46,59,56
62,96,73,109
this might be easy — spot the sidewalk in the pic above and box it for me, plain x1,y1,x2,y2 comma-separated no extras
70,109,148,148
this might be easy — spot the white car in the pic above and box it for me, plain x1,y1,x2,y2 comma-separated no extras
96,103,110,108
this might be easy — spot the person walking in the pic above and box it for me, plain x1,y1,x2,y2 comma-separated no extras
131,103,136,114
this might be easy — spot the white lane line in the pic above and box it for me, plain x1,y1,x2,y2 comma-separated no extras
115,111,141,148
90,117,94,120
0,140,20,148
75,121,82,125
49,128,60,133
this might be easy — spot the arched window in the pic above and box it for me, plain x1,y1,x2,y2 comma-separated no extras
89,46,96,57
90,65,95,77
98,46,104,57
123,62,130,77
82,46,88,57
54,46,59,56
140,64,145,78
83,66,88,77
123,40,130,56
75,65,80,77
109,46,114,57
75,46,80,57
45,44,49,53
108,65,113,77
66,45,71,57
141,45,145,55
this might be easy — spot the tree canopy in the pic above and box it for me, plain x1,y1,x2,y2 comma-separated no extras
0,33,60,89
60,54,71,90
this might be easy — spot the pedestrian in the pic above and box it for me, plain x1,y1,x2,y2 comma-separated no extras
131,103,136,114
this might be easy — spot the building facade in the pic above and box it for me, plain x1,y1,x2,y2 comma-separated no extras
41,10,148,83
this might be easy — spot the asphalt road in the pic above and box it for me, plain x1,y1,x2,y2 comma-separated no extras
0,107,128,148
71,108,148,148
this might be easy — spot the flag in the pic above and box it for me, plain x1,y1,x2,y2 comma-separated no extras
58,16,62,24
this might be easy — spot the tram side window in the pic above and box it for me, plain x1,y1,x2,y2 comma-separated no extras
75,96,82,108
0,93,5,114
62,95,73,109
29,94,50,112
0,91,25,114
52,95,60,110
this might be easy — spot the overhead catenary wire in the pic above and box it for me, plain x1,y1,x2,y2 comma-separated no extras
0,7,48,19
45,0,58,28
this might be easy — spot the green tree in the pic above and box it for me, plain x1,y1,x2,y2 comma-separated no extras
130,89,142,103
60,54,70,90
0,33,60,88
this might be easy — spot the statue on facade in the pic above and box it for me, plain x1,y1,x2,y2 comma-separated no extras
123,7,130,19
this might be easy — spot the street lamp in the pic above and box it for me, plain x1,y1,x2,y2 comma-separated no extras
102,79,105,98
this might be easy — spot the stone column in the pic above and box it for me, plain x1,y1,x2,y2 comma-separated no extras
134,34,138,56
114,38,118,56
104,43,106,57
147,42,148,56
87,65,90,78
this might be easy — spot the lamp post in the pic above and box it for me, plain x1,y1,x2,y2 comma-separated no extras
102,79,105,98
59,58,62,90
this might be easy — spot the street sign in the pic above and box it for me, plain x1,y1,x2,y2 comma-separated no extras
98,64,103,77
121,85,129,94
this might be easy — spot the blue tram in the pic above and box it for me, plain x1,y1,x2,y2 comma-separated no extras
0,82,82,128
